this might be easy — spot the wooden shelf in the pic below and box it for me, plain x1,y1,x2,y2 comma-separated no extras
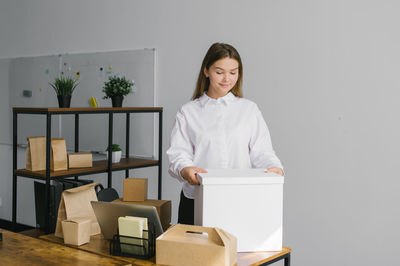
13,107,163,114
15,157,159,179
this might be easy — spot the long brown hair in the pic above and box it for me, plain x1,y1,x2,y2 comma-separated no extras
192,43,243,100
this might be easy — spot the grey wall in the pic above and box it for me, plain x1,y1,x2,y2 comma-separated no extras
1,1,399,265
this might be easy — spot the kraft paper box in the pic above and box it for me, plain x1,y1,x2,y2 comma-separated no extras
50,138,68,171
26,136,46,171
156,224,237,266
55,183,101,238
61,217,91,246
113,198,171,231
68,152,93,168
123,178,148,202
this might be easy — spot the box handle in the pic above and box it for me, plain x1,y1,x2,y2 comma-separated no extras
185,231,209,239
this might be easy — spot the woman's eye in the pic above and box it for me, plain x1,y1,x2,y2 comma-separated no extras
216,72,222,75
230,72,237,75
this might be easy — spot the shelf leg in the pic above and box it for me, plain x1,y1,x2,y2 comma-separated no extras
125,113,130,178
158,110,163,200
74,114,79,181
12,111,17,231
45,114,52,234
108,113,113,188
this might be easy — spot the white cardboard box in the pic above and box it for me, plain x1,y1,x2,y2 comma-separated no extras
194,169,284,252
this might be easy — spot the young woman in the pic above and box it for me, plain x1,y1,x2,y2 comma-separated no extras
167,43,283,225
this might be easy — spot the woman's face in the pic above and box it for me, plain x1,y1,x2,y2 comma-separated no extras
204,57,239,99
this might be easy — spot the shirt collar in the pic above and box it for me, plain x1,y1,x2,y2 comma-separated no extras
199,92,236,107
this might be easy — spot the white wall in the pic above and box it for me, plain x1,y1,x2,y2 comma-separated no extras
1,1,399,265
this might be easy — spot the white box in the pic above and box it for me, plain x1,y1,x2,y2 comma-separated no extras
194,169,284,252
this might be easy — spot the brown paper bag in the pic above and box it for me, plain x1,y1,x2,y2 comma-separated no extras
55,182,101,238
26,136,46,171
50,138,68,171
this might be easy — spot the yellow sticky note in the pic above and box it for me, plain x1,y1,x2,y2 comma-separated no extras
118,216,147,255
89,97,97,107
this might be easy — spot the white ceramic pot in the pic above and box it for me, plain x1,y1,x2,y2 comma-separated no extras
107,151,122,163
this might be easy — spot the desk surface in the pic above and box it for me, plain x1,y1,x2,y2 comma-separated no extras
40,233,291,266
40,233,153,265
0,229,130,266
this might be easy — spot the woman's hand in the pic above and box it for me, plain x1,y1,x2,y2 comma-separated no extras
180,166,207,185
266,167,284,176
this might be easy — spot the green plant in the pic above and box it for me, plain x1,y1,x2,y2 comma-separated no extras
106,144,122,152
49,75,79,96
102,75,134,99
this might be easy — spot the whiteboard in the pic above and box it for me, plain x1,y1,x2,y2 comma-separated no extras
9,49,157,158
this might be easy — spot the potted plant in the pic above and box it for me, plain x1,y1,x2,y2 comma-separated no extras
49,75,79,108
106,144,122,163
102,75,134,107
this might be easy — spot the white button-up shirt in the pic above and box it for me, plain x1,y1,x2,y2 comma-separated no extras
166,92,283,199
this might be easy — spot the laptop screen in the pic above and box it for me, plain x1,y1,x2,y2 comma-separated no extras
91,201,164,239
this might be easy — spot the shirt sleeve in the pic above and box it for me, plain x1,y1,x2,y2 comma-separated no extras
249,104,284,171
166,108,195,182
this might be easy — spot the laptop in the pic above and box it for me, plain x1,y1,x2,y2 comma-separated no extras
91,201,164,239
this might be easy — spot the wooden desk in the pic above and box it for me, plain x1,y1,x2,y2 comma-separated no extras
40,233,291,266
237,247,291,266
40,234,154,265
0,229,130,266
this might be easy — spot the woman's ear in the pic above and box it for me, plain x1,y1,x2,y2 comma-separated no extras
203,67,209,78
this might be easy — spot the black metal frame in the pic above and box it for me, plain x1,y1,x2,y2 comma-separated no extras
260,252,291,266
12,107,163,233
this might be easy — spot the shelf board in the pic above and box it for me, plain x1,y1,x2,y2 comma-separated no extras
13,107,163,114
15,157,159,179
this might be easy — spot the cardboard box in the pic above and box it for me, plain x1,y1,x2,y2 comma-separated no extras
113,198,171,231
55,183,101,238
61,217,91,246
156,224,237,266
68,152,93,168
123,178,148,202
195,169,284,252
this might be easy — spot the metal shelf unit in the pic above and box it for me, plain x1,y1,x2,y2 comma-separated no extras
12,107,163,233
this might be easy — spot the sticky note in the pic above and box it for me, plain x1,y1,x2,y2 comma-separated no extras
118,216,147,255
89,97,97,108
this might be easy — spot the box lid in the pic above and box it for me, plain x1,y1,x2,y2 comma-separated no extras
197,169,284,185
62,217,92,224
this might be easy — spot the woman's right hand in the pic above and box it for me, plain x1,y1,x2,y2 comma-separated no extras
180,166,207,185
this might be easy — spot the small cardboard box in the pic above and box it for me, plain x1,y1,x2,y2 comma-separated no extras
55,183,101,238
68,152,93,168
113,198,171,231
156,224,237,266
61,217,91,246
123,178,148,202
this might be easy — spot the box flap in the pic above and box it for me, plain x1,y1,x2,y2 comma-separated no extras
68,152,92,156
197,169,284,185
63,182,99,193
63,217,92,224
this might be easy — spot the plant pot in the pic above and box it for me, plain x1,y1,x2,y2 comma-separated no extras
107,151,122,163
57,95,71,108
111,96,124,107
